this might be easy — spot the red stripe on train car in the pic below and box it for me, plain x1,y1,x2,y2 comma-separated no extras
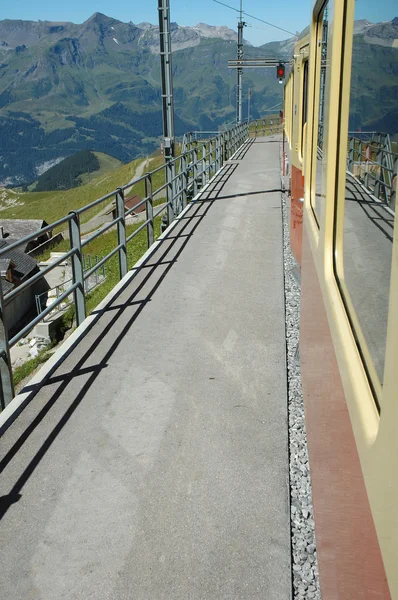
290,164,304,265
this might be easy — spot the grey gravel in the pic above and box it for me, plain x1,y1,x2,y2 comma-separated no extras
281,166,322,599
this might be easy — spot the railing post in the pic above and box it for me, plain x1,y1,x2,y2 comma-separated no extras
211,139,216,176
364,159,370,188
68,211,86,327
145,174,154,248
0,284,15,409
217,135,222,170
182,154,188,210
202,143,207,185
375,138,383,199
116,188,127,280
348,137,354,172
193,145,199,197
171,160,177,216
391,156,397,211
166,160,175,226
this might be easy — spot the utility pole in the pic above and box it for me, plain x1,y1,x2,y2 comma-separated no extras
248,87,252,123
236,0,246,124
158,0,175,227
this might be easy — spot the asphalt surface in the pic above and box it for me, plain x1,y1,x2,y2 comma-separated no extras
0,136,291,600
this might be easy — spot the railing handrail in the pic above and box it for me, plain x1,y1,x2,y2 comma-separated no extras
0,121,251,409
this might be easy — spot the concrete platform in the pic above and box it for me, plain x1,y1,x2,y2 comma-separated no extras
0,136,291,600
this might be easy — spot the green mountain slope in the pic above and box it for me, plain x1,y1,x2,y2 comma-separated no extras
0,152,162,225
34,149,100,191
0,13,396,184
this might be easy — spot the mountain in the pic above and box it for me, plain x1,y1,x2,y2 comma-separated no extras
136,21,246,52
363,17,398,47
0,14,396,185
0,13,284,185
348,17,398,132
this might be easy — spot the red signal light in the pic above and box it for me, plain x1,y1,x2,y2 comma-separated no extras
277,63,285,79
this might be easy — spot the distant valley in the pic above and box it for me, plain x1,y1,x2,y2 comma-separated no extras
0,13,397,185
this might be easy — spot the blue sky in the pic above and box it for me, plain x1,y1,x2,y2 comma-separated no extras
1,1,397,46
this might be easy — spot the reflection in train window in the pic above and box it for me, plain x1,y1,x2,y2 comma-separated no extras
311,1,330,223
301,60,309,159
342,2,397,389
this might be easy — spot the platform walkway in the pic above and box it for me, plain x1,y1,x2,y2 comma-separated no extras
0,136,291,600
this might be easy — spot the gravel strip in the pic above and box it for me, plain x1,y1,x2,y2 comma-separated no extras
281,187,322,600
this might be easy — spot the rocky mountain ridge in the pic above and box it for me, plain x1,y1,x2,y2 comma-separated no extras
0,13,243,54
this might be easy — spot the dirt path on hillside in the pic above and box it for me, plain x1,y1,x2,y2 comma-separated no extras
124,156,150,197
61,157,151,237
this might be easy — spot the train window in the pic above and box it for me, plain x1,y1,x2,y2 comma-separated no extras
301,60,309,158
311,1,330,223
339,0,397,391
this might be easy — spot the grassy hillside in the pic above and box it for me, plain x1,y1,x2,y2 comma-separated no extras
34,149,100,191
79,152,123,185
0,153,165,228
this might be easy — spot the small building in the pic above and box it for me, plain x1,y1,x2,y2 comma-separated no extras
0,219,52,253
0,258,14,286
111,195,145,220
0,239,49,333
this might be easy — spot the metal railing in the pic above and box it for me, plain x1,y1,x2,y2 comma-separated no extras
347,132,397,211
250,116,283,137
0,122,249,408
35,256,106,320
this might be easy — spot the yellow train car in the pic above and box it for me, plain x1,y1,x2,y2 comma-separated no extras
284,32,310,264
294,0,398,597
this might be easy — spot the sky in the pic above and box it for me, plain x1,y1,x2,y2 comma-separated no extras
1,1,397,46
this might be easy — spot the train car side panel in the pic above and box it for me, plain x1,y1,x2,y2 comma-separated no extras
300,229,391,599
299,0,398,596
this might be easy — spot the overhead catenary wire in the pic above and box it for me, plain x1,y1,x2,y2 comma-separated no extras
212,0,296,37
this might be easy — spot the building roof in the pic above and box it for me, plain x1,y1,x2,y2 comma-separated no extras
0,239,38,282
1,278,14,295
125,195,145,213
0,258,12,274
107,195,145,216
0,256,14,295
0,219,50,250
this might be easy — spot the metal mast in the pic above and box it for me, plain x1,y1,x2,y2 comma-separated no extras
236,0,245,124
158,0,175,226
